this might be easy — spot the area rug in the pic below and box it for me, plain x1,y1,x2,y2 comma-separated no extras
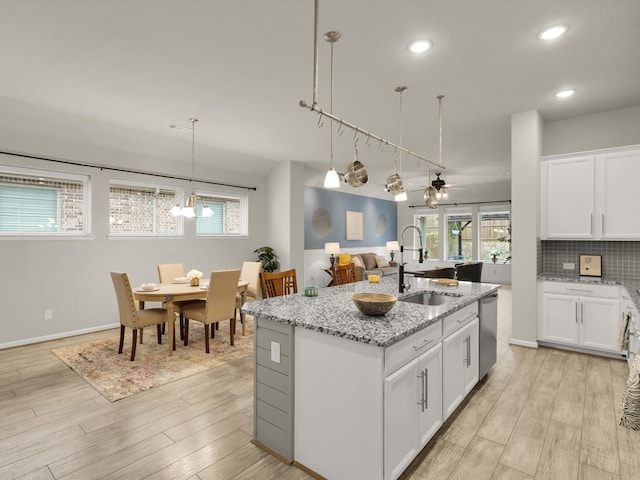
52,319,253,402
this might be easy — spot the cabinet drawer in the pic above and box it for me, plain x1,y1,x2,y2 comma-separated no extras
385,320,442,375
543,281,619,298
443,302,479,338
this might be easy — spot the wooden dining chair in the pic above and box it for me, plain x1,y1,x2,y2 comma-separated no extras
110,272,169,361
157,263,197,340
181,269,241,353
332,263,357,285
260,269,298,298
235,261,262,335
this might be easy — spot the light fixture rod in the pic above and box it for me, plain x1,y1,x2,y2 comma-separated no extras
299,99,445,171
437,95,444,167
312,0,319,107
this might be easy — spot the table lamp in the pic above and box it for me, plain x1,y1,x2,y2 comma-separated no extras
386,241,400,261
324,242,341,267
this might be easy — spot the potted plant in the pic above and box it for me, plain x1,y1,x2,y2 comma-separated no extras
490,250,502,263
254,246,279,272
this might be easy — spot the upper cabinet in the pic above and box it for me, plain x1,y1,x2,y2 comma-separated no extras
541,146,640,240
595,149,640,239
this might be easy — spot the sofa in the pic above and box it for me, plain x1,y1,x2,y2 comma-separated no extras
337,252,397,282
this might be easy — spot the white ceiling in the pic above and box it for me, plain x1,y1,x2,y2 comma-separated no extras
1,0,639,204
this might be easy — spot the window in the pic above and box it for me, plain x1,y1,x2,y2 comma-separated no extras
109,180,181,236
479,205,511,262
196,191,248,236
416,213,440,259
0,166,90,236
446,209,473,261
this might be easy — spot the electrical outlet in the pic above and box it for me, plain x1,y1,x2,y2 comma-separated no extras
271,341,280,363
563,263,575,270
44,309,53,320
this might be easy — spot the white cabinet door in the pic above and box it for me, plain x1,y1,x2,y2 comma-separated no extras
462,318,479,395
384,358,419,480
442,326,467,419
596,149,640,239
580,297,621,353
542,156,595,239
541,293,579,345
416,343,443,449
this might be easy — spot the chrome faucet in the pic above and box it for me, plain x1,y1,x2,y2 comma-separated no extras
399,225,424,293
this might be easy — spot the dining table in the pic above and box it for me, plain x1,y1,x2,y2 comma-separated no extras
134,279,249,355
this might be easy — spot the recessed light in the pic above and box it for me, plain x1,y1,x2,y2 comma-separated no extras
408,40,432,53
555,89,575,98
537,24,569,40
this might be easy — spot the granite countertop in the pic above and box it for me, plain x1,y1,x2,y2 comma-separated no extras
538,273,640,315
241,276,500,348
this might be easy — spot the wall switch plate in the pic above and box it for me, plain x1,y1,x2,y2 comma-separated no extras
44,310,53,320
271,341,280,363
563,263,575,270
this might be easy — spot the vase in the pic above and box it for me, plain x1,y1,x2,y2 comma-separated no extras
492,257,497,263
190,277,199,286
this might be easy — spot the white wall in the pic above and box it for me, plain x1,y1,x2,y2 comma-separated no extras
0,152,268,348
543,104,640,156
511,110,542,348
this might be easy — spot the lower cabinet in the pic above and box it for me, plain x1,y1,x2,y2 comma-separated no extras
384,343,442,480
538,281,621,354
443,318,479,419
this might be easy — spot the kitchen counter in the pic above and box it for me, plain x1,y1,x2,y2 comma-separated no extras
241,275,499,347
538,273,640,313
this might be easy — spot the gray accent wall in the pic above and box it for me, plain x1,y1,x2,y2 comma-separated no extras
542,240,640,279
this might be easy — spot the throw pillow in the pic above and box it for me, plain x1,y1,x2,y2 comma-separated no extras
352,256,364,268
374,255,390,268
360,253,378,270
337,253,351,266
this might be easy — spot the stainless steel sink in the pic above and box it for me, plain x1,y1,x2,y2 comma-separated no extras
398,292,461,306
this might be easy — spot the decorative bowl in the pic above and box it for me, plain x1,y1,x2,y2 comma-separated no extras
141,283,157,291
352,293,397,316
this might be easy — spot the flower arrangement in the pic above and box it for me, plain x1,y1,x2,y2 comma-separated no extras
186,269,203,286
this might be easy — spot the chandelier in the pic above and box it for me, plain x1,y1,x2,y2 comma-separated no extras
170,118,214,218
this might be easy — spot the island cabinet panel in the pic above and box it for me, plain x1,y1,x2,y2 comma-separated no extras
384,343,443,480
294,327,384,480
443,318,479,420
253,318,295,462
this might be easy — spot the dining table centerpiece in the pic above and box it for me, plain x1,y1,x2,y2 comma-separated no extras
186,269,203,286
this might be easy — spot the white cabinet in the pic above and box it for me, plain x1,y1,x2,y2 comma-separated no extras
384,343,442,480
538,281,621,354
595,149,640,239
541,155,595,239
442,317,479,419
541,146,640,240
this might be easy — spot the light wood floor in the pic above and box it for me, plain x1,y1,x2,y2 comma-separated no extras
0,285,637,480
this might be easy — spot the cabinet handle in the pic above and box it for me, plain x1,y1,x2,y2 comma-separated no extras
575,302,578,323
580,302,583,324
456,313,476,324
467,335,471,367
417,370,426,412
590,213,593,235
424,368,429,410
413,338,434,352
567,288,593,293
602,213,605,236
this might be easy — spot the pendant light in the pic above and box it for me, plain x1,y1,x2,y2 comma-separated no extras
323,31,341,188
170,118,214,218
424,167,438,208
386,86,408,201
431,95,448,200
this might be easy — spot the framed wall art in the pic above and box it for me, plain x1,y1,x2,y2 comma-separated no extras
346,210,363,240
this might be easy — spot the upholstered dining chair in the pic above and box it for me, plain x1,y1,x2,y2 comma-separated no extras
332,263,357,285
260,269,298,298
235,261,262,335
157,263,197,340
455,262,484,282
110,272,168,361
181,269,241,353
414,267,457,279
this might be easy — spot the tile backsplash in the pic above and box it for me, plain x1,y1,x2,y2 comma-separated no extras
542,240,640,278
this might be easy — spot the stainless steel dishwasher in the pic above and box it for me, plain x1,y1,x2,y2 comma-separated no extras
479,293,498,379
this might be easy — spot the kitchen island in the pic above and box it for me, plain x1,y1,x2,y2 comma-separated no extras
242,275,500,480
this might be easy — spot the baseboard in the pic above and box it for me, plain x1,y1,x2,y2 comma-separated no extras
509,338,539,349
0,323,120,350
